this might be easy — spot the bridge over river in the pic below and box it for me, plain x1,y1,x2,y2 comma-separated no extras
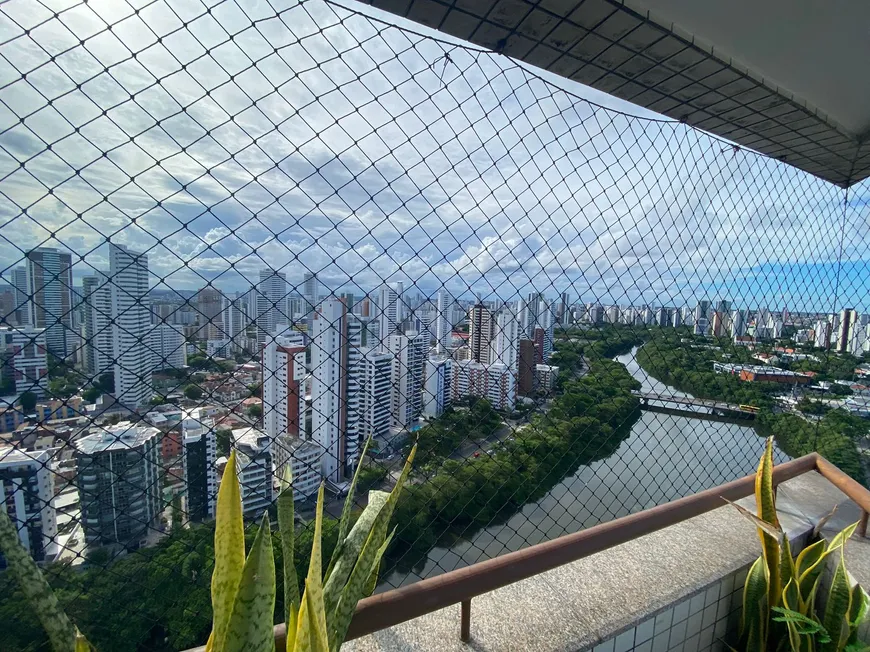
632,392,758,420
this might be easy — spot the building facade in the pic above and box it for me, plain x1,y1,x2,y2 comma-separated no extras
0,326,49,397
25,247,73,359
423,356,452,418
262,330,307,441
388,331,427,430
182,415,217,522
110,244,152,409
74,423,162,549
452,360,516,411
232,427,274,517
0,447,57,565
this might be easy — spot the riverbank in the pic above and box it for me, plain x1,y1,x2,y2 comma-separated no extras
378,346,778,588
634,334,866,484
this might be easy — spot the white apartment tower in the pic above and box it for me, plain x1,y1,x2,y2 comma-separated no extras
435,289,451,354
147,323,187,371
311,297,359,483
357,349,393,441
25,247,74,358
378,284,400,342
263,329,307,442
221,295,247,353
423,357,452,418
0,327,49,396
0,447,57,563
82,274,113,378
110,244,152,409
388,331,427,430
257,269,287,347
469,303,496,364
490,308,521,370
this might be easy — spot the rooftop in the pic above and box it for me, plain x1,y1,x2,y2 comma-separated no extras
73,423,161,455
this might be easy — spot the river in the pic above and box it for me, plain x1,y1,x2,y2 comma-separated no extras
379,346,786,589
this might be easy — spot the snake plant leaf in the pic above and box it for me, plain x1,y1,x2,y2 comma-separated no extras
329,528,396,652
743,555,769,649
337,437,373,546
364,526,398,597
278,465,299,650
847,585,868,644
325,437,375,583
0,505,85,652
723,497,785,543
209,450,246,652
796,539,828,602
756,437,782,610
821,551,853,652
324,444,416,617
75,631,92,652
828,522,859,552
296,580,330,652
294,483,329,652
327,446,416,652
322,491,388,615
781,536,796,602
224,514,276,652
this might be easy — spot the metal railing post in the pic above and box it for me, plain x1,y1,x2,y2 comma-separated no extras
461,599,471,642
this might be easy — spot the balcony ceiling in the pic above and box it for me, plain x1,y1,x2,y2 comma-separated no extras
361,0,870,187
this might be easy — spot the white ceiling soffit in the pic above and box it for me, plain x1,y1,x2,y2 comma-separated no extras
360,0,870,188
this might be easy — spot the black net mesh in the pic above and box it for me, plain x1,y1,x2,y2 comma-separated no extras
0,0,868,649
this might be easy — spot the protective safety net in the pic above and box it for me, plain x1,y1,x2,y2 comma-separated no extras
0,0,867,649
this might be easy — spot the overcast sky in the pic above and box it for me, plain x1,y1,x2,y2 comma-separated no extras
0,0,866,312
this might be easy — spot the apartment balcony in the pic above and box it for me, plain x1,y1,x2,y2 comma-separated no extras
186,454,870,652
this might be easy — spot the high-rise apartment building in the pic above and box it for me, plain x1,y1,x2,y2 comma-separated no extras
423,357,452,418
357,349,393,441
452,360,516,411
273,435,321,501
435,289,451,355
82,274,113,378
147,323,187,371
388,330,427,430
517,339,536,397
221,295,247,353
311,297,358,482
838,309,858,354
257,269,287,346
232,427,273,517
303,272,319,329
0,447,56,565
559,292,570,325
11,267,28,326
469,303,496,364
378,284,400,342
0,326,49,396
25,247,73,358
74,423,161,549
182,412,217,522
262,330,307,441
490,307,521,370
731,310,747,338
195,287,224,340
110,244,152,409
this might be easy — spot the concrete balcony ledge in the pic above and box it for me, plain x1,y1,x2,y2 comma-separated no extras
346,472,861,652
